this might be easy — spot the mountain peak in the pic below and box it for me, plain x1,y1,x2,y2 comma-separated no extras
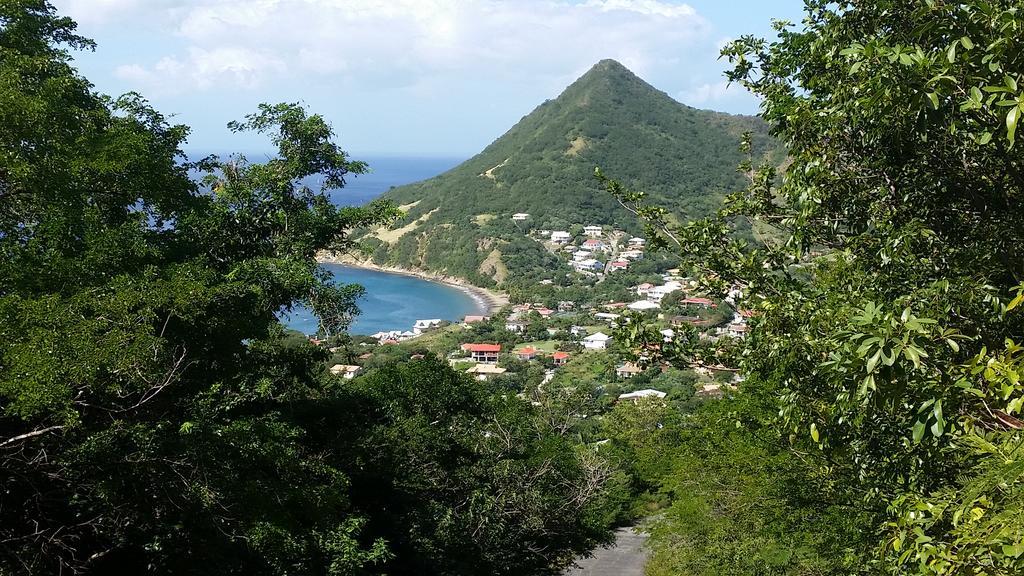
367,61,779,286
591,58,630,72
558,58,662,109
577,58,640,84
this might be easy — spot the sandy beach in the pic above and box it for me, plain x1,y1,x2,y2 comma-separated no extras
316,251,508,315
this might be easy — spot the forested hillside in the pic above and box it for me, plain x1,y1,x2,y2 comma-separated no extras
355,59,781,286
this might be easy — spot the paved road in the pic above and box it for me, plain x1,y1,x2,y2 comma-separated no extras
563,527,649,576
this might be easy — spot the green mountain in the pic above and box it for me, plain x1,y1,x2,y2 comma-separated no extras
356,59,779,287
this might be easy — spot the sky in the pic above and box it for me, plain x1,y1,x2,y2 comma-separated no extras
51,0,805,157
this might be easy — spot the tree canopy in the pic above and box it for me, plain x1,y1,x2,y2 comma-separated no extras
608,0,1024,573
0,3,615,574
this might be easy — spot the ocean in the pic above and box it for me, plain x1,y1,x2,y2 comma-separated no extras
248,155,476,335
282,264,482,336
326,156,461,207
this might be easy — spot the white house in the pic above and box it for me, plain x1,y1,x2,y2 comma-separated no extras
583,225,604,237
550,231,572,244
581,238,606,251
330,364,363,380
627,237,647,247
582,332,612,350
615,362,643,379
724,323,749,338
647,282,683,303
512,213,530,221
572,250,593,262
371,330,416,343
620,250,645,260
627,300,660,311
412,318,443,335
505,321,526,334
572,258,604,273
593,312,621,323
617,389,667,402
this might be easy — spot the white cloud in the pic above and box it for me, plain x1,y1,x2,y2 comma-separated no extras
105,0,710,94
115,46,286,95
678,80,732,105
583,0,698,18
51,0,181,27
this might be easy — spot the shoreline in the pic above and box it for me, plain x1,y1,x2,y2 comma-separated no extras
316,251,508,316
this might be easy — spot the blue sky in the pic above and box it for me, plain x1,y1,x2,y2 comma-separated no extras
52,0,805,157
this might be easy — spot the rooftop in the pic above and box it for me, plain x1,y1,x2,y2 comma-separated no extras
463,343,502,352
466,364,507,375
618,389,667,400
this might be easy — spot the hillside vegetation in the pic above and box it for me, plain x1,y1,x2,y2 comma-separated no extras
607,1,1024,573
356,59,781,286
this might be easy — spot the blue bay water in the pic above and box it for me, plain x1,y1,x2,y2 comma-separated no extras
283,264,482,336
235,155,476,335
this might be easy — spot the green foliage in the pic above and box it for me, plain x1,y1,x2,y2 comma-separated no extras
316,358,617,575
606,1,1024,573
644,398,872,576
0,4,616,574
362,59,780,286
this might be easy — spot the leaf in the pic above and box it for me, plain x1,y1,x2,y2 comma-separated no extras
1007,106,1015,145
1009,293,1024,311
881,347,897,366
1002,544,1024,558
912,420,926,443
903,345,922,369
867,348,883,373
946,43,956,63
1008,106,1020,146
960,36,974,49
810,422,820,443
979,131,993,145
927,92,939,109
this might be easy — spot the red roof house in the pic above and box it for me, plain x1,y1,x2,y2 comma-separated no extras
682,297,717,308
463,343,501,364
515,347,538,360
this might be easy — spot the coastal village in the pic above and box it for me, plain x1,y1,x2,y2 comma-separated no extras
315,213,752,406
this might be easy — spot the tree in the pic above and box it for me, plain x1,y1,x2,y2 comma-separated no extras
604,1,1024,572
0,3,616,574
0,3,394,573
337,358,616,575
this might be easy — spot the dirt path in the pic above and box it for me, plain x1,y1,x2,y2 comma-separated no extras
563,527,649,576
